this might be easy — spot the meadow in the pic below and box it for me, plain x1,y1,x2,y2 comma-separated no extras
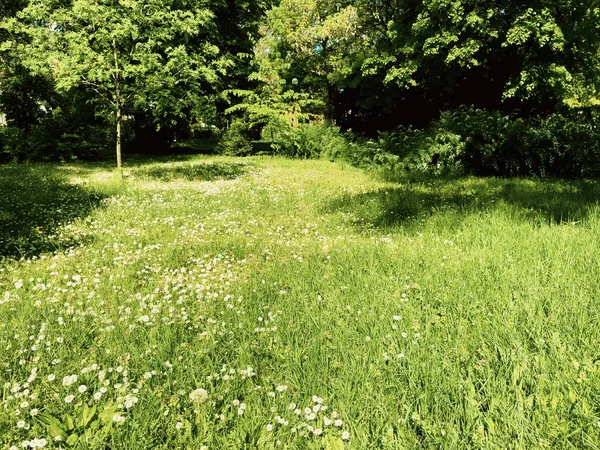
1,156,600,449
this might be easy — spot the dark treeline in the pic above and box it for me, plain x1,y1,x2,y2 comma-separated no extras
1,0,600,176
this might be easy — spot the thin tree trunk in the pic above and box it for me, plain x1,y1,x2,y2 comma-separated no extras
113,39,123,179
116,106,122,171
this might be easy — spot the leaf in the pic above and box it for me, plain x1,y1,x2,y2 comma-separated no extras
66,433,79,446
79,403,97,428
524,395,534,409
485,417,495,435
37,412,61,427
37,414,69,441
64,413,75,431
98,402,119,425
324,435,345,450
47,424,69,442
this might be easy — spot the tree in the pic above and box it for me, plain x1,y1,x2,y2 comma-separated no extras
0,0,31,126
357,0,600,120
224,25,325,139
0,0,27,57
256,0,600,133
0,65,55,130
260,0,361,121
3,0,223,170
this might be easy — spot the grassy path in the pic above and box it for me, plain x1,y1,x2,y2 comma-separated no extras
1,156,600,449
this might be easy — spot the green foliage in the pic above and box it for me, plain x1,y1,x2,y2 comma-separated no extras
324,133,399,172
317,127,464,176
0,0,280,162
255,0,600,132
0,65,55,130
322,107,600,178
0,0,27,67
257,0,361,120
391,127,466,175
0,127,46,163
215,121,253,156
366,1,598,102
269,124,346,159
0,98,113,163
435,108,600,177
37,402,118,448
2,0,225,165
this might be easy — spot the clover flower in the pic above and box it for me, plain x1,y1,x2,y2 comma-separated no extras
189,388,208,403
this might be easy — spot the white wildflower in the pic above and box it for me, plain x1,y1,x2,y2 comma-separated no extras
189,388,208,403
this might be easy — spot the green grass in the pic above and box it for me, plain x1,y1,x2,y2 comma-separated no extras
1,156,600,449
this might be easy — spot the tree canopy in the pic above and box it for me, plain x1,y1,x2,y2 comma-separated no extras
254,0,600,133
2,0,600,163
1,0,275,162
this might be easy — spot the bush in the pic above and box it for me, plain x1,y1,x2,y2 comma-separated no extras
435,107,600,177
327,126,464,176
0,127,12,163
210,110,600,179
339,107,600,178
540,112,600,178
0,126,59,162
215,121,253,156
0,121,113,163
272,124,347,159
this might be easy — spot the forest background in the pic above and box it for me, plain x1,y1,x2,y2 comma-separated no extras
1,0,600,178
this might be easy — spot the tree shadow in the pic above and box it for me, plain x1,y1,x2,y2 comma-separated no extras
129,159,252,182
0,165,111,260
324,176,600,232
171,139,274,156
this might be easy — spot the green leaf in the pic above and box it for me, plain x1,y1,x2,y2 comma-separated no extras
324,435,345,450
66,433,79,446
79,403,97,428
37,413,69,442
485,417,495,435
47,424,69,442
64,413,75,431
37,412,61,427
98,402,119,425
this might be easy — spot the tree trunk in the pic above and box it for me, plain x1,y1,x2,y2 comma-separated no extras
113,39,123,178
116,106,122,171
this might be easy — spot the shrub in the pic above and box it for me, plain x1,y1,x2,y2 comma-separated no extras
0,126,58,162
352,107,600,178
435,107,600,177
272,124,347,159
0,122,112,163
380,127,464,175
215,109,600,180
215,121,253,156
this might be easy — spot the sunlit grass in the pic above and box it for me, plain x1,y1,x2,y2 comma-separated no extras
1,156,600,449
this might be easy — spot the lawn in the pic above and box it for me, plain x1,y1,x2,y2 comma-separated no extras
1,156,600,449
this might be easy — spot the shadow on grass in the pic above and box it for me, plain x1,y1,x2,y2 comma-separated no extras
324,176,600,231
171,138,217,154
0,165,111,260
130,160,252,182
50,155,254,183
172,138,274,156
150,139,274,157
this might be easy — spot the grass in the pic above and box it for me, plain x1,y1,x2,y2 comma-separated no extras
1,155,600,449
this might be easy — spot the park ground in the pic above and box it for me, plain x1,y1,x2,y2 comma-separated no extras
1,156,600,449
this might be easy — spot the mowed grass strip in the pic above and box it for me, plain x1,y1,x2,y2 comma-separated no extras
1,156,600,449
